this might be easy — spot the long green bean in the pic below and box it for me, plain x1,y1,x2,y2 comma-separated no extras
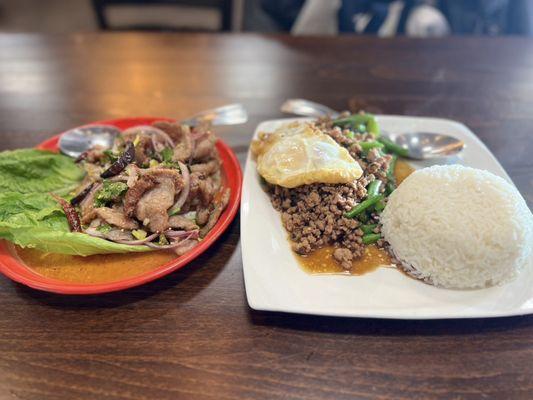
366,180,382,197
378,137,409,157
359,141,384,151
362,233,381,245
333,113,380,137
357,212,369,223
360,224,378,234
344,195,383,218
374,199,386,213
385,154,398,195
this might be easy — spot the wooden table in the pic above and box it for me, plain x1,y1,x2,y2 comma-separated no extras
0,33,531,400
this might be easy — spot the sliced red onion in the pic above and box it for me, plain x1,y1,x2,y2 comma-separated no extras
113,232,159,245
168,161,190,214
165,229,199,240
145,241,186,250
123,125,174,148
145,231,198,250
164,230,186,238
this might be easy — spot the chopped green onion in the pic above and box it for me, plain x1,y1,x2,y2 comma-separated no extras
96,224,112,233
149,159,159,168
94,181,128,208
158,234,169,245
132,229,147,240
161,147,174,162
103,149,119,163
345,131,355,139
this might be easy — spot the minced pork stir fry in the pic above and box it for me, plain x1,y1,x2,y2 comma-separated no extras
267,112,406,269
54,121,230,254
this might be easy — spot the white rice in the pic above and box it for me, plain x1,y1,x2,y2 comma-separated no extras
381,165,533,289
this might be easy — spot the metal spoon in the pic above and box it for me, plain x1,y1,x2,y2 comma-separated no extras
281,99,464,160
59,103,248,158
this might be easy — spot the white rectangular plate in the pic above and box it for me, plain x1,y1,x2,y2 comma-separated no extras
241,116,533,319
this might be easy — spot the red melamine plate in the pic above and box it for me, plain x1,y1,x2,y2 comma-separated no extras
0,117,242,294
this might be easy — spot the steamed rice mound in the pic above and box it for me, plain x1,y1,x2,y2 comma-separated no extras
381,165,533,289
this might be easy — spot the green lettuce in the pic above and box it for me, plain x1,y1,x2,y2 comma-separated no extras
0,149,84,195
0,149,151,256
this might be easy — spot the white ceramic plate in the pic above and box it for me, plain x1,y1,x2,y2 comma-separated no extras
241,116,533,319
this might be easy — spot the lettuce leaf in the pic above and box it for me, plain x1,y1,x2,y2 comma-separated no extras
0,149,151,256
0,149,84,195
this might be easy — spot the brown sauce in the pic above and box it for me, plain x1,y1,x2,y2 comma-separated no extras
14,246,176,284
295,160,415,276
297,245,392,275
395,159,414,185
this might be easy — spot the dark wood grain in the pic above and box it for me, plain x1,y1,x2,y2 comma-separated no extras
0,33,532,400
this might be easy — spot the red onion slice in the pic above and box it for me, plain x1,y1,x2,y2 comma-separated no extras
113,232,159,245
145,231,198,250
122,125,174,148
165,229,199,240
168,161,190,214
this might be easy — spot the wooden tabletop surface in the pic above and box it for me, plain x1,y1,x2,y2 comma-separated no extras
0,33,532,400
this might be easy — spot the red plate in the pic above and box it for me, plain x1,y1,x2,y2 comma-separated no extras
0,117,242,294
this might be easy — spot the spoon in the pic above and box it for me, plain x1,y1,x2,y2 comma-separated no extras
281,99,464,160
59,103,248,158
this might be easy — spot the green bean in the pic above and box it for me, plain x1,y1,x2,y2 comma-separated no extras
344,195,383,218
357,212,369,223
385,154,398,195
333,113,380,137
362,233,381,245
386,182,396,196
378,137,409,157
359,141,384,151
366,180,382,197
366,118,380,137
360,224,378,234
374,199,386,213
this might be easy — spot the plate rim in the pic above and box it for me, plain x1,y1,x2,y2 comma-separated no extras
240,115,532,320
0,116,242,295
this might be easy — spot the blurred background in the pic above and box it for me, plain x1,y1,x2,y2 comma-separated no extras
2,0,533,36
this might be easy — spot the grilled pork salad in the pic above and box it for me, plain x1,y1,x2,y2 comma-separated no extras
63,121,230,254
0,121,229,256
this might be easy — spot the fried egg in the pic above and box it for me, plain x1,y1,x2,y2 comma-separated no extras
251,122,363,188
